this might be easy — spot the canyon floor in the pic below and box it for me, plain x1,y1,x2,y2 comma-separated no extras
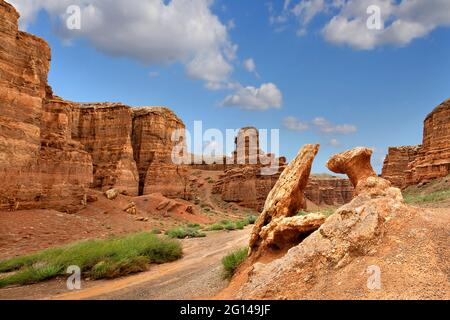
0,226,251,300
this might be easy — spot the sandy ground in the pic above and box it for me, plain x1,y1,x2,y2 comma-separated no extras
0,227,251,300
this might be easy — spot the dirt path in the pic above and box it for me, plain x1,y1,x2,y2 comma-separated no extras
0,227,251,300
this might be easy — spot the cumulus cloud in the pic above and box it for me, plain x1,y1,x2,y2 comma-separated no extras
271,0,450,49
283,116,357,134
329,138,340,147
8,0,236,89
222,83,283,110
312,117,357,134
282,116,309,131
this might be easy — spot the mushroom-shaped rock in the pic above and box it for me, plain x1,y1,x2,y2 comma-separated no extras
327,147,394,197
249,144,320,256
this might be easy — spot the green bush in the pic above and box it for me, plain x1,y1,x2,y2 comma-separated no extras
165,226,206,239
222,247,248,279
204,223,225,231
0,232,182,288
245,215,257,224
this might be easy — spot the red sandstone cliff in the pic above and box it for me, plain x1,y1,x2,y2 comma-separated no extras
0,1,190,211
382,99,450,188
0,1,92,212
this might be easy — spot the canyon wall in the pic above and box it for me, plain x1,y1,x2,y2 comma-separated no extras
0,1,92,212
382,99,450,188
381,146,421,188
132,107,188,198
0,1,189,211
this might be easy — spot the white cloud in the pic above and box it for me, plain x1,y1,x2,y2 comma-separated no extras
9,0,236,89
222,83,283,110
312,117,357,134
283,116,309,131
272,0,450,49
329,138,340,146
244,58,256,73
284,116,357,134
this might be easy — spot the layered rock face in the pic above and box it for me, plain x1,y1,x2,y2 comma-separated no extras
212,166,283,212
381,146,420,188
71,103,138,195
382,99,450,187
0,1,188,210
305,176,353,206
407,99,450,184
0,1,92,212
132,107,187,197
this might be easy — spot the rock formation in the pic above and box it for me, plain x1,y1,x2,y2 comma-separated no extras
327,147,391,197
407,99,450,184
249,144,320,257
213,128,352,211
71,103,139,196
229,148,449,300
0,1,190,211
0,1,92,212
132,107,187,198
305,176,353,206
382,98,450,188
381,146,421,188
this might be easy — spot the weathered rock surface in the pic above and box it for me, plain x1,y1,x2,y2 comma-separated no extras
258,213,326,252
327,147,391,197
249,144,320,256
71,103,139,195
382,146,421,188
0,1,190,211
132,107,188,198
407,99,450,184
305,176,354,206
0,1,92,212
382,98,450,188
212,166,283,212
230,148,448,300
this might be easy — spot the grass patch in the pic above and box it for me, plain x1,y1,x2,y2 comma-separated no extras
222,247,248,279
403,189,450,204
204,215,257,232
0,232,182,288
165,225,206,239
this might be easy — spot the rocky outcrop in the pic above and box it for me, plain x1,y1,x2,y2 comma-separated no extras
381,146,420,188
249,144,320,257
327,147,391,197
305,176,354,206
407,99,450,184
0,1,189,211
257,213,326,253
0,1,92,212
231,148,444,300
212,166,284,212
382,99,450,188
132,107,188,198
71,103,139,196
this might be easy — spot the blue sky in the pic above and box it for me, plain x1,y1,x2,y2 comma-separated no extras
11,0,450,173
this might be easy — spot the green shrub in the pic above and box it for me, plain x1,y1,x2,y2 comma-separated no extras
204,223,225,231
0,232,182,288
222,247,248,279
165,226,206,239
245,215,257,224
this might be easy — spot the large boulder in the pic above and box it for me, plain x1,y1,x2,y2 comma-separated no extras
249,144,320,256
